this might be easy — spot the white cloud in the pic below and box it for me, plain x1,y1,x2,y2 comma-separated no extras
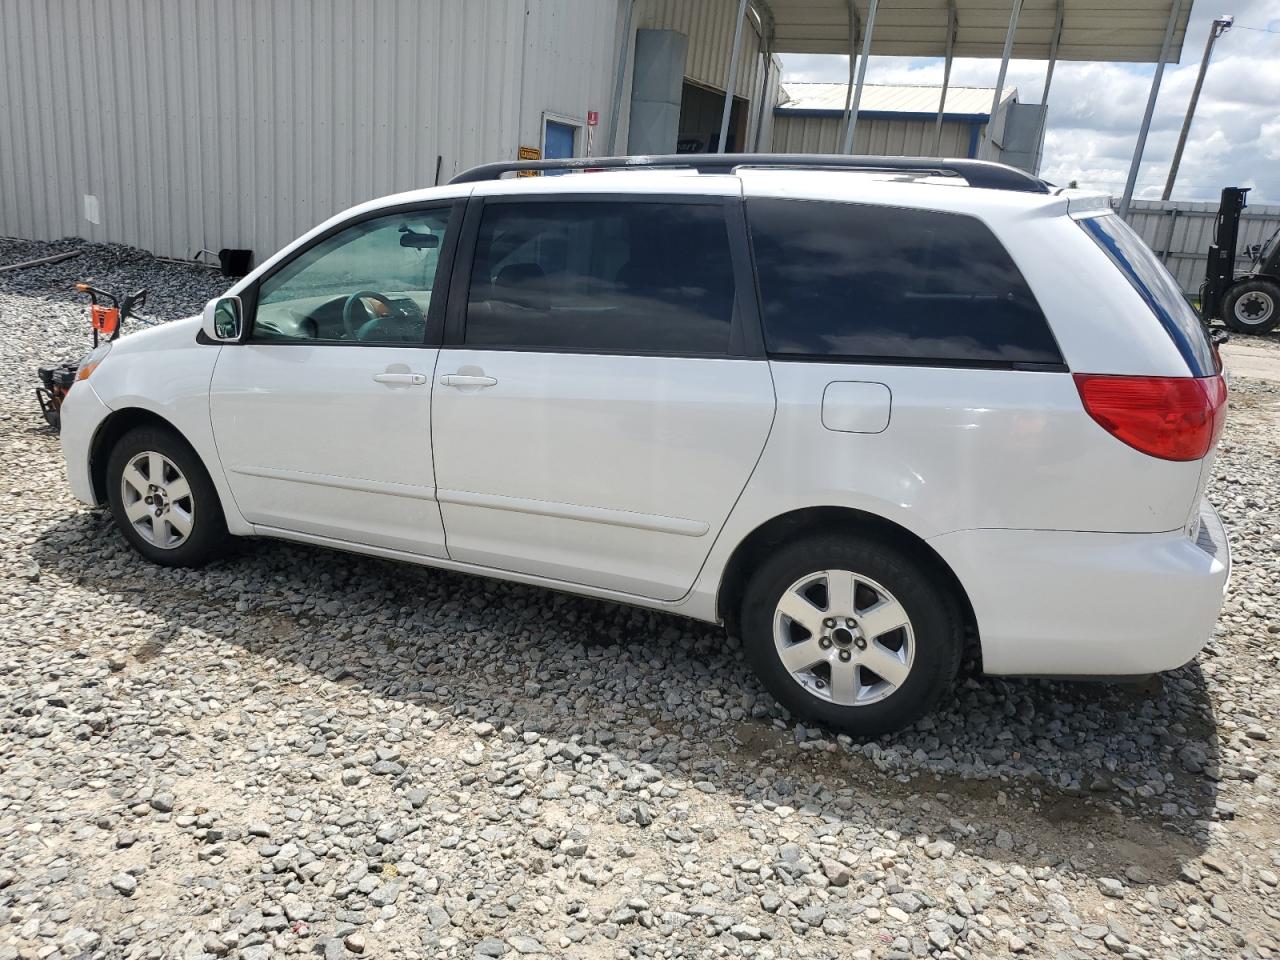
778,0,1280,203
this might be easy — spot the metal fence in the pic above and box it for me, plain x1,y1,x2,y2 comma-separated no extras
1118,197,1280,297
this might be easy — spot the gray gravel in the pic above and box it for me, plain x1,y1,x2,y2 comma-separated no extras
2,239,1279,959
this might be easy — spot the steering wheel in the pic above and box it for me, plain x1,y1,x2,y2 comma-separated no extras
341,291,397,339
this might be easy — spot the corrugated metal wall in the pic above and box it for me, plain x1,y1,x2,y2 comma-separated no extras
614,0,770,152
0,0,624,261
516,0,624,153
771,114,981,158
640,0,764,101
1120,199,1280,296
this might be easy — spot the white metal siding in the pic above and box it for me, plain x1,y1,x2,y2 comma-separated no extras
779,82,1007,114
771,114,982,159
0,0,623,261
516,0,623,152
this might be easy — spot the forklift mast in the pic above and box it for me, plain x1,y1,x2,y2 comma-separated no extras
1201,186,1248,322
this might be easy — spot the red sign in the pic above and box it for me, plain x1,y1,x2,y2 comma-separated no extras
587,110,599,127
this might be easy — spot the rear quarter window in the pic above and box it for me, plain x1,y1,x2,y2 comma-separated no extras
746,198,1063,367
1079,213,1217,376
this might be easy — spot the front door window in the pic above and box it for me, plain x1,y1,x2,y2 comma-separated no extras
254,208,450,344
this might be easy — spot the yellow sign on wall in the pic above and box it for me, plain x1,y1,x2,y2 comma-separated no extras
517,145,541,176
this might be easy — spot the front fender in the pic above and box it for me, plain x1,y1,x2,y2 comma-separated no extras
80,321,251,535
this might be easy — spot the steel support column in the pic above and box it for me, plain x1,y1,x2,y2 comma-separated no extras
842,0,879,154
751,17,776,152
840,1,859,148
1041,0,1064,104
986,0,1023,160
607,0,637,154
932,0,958,155
717,0,752,154
1163,16,1232,200
1119,0,1183,218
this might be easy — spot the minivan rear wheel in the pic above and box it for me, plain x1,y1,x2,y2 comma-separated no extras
740,535,961,737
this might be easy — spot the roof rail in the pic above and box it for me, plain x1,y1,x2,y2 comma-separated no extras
449,153,1051,194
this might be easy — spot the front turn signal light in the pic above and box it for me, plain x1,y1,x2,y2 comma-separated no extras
75,342,112,382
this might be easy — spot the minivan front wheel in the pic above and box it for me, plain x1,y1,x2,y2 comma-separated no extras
740,536,961,737
106,426,229,567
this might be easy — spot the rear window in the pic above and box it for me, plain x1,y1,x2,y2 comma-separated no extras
747,198,1062,367
1079,213,1217,376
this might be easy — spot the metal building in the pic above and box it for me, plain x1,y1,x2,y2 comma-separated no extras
0,0,778,263
771,82,1027,167
1,0,1194,264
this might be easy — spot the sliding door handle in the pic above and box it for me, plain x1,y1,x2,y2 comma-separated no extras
439,374,498,388
373,372,428,385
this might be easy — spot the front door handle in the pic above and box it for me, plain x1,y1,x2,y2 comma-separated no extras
439,374,498,388
373,372,428,385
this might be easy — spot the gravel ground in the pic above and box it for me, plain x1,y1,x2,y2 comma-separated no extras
2,238,1279,960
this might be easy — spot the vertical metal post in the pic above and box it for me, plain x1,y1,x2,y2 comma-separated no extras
1162,16,1232,200
1159,207,1180,266
607,0,637,154
985,0,1023,160
1119,0,1183,218
932,0,957,155
717,0,751,153
752,20,775,152
1041,0,1064,104
842,0,879,154
840,2,858,149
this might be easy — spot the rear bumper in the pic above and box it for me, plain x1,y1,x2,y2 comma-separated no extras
59,380,112,506
930,501,1231,677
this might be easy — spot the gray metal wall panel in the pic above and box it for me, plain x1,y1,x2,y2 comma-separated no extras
1120,199,1280,295
641,0,764,101
753,55,781,151
630,30,689,155
0,0,622,261
603,0,773,154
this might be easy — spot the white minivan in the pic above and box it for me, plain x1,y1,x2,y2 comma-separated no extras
58,155,1231,736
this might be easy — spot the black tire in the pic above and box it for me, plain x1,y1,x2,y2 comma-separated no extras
740,534,962,738
105,425,230,567
1222,278,1280,334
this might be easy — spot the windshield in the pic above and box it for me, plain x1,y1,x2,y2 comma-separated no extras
1080,213,1217,376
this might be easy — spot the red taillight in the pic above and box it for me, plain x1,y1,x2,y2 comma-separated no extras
1073,373,1227,462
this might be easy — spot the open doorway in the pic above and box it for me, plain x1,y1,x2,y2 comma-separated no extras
677,81,746,153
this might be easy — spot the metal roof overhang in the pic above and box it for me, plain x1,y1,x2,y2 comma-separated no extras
761,0,1191,62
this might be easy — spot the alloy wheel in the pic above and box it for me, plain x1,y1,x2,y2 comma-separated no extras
773,569,915,706
119,451,195,549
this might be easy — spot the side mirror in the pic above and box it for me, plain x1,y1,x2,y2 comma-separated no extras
202,296,243,342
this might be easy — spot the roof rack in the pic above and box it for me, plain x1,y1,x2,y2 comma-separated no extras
449,153,1051,194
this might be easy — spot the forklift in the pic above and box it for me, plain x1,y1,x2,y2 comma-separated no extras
1200,186,1280,334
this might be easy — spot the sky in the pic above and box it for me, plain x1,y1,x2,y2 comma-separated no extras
778,0,1280,203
